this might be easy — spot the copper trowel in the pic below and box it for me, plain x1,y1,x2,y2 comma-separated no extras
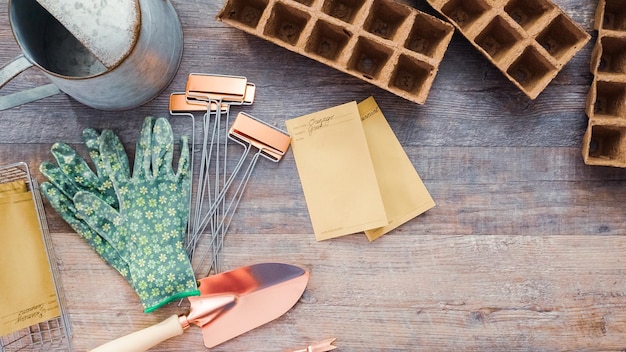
91,263,309,351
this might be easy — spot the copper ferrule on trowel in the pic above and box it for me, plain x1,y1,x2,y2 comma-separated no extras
177,293,237,330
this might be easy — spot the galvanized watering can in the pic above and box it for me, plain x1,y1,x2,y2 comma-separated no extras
0,0,183,111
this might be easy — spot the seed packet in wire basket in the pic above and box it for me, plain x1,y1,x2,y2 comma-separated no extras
0,162,72,352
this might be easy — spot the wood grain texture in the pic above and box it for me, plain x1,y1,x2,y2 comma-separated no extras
2,0,626,351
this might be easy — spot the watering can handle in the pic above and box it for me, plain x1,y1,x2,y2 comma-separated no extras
90,314,184,352
0,54,61,110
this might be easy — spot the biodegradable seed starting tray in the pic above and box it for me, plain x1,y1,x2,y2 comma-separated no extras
217,0,455,105
582,0,626,167
425,0,590,99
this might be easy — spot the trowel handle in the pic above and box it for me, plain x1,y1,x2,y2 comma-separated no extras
91,315,184,352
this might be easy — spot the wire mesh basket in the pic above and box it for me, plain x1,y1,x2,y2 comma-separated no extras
0,162,72,352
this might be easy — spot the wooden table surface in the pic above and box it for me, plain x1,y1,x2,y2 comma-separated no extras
2,0,626,351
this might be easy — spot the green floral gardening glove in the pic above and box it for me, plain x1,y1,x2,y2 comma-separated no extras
74,117,200,313
39,128,132,281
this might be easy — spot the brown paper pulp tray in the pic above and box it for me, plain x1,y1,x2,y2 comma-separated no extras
583,0,626,167
426,0,590,100
217,0,455,105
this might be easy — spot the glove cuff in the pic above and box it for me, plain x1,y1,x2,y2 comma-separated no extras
131,250,200,313
144,287,200,313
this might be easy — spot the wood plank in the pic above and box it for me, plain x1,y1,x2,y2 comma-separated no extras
54,231,626,351
7,143,626,237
